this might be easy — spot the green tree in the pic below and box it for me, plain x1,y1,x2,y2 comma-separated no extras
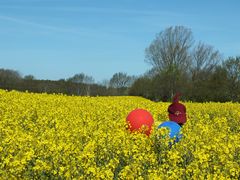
0,68,22,90
129,76,153,99
24,75,35,80
208,66,229,102
223,56,240,101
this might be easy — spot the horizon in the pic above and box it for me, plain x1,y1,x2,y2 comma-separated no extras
1,0,240,82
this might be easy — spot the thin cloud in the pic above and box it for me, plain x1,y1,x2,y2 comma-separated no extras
0,14,115,38
0,15,78,33
53,7,189,18
0,4,189,18
0,14,133,40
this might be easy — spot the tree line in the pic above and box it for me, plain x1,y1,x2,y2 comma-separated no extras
130,26,240,102
1,26,240,102
0,70,135,96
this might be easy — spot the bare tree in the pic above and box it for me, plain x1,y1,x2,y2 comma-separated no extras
191,42,222,81
67,73,94,84
223,57,240,82
145,26,194,96
145,26,194,72
109,72,133,88
100,79,110,88
67,73,95,95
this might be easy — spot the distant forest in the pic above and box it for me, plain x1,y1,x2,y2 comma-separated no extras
0,70,134,97
1,26,240,102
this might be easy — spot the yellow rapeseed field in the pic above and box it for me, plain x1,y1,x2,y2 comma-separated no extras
0,89,239,179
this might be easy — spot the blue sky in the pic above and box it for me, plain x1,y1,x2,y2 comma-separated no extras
0,0,240,82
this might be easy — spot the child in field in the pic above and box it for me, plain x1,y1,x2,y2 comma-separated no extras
167,93,187,127
158,93,187,142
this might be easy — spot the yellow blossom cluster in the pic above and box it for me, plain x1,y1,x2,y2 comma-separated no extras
0,89,239,179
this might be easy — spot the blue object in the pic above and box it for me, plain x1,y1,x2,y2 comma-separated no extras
158,121,182,142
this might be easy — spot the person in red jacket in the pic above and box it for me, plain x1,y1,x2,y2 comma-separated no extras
167,93,187,127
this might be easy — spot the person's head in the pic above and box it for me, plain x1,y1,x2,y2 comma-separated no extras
168,93,187,126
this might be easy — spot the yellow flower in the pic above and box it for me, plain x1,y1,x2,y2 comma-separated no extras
0,89,239,179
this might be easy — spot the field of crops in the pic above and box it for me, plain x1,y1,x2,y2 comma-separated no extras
0,89,239,179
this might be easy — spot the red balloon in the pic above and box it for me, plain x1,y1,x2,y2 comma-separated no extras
126,109,154,136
